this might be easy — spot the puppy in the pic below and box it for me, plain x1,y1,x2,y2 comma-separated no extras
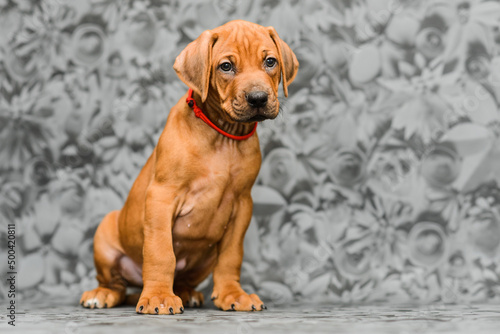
80,20,298,314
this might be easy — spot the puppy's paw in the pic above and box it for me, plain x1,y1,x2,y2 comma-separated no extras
211,281,265,311
136,291,184,315
174,285,204,308
80,287,124,309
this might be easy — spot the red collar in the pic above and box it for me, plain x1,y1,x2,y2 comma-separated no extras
186,89,257,141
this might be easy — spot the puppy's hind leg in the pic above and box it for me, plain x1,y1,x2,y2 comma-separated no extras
80,210,127,309
174,283,204,308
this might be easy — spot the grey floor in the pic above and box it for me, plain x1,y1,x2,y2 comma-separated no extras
2,300,500,334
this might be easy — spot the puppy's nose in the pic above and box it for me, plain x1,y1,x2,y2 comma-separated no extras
246,91,268,108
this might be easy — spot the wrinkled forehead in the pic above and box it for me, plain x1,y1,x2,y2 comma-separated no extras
211,27,278,61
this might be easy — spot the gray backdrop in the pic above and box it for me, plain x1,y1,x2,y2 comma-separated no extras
1,0,500,305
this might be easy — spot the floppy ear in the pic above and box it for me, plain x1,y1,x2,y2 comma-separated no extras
267,27,299,97
173,31,218,102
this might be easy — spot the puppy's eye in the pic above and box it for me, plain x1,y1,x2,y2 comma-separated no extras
265,57,277,68
219,62,232,72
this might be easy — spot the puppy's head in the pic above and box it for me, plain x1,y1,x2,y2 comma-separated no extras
174,20,299,123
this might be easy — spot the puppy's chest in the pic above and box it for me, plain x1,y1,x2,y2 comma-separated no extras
172,166,253,241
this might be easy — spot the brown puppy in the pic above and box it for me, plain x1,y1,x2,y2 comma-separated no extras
80,20,298,314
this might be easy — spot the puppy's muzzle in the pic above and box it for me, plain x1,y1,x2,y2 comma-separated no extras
243,91,273,122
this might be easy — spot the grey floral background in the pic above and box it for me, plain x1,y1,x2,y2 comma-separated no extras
1,0,500,306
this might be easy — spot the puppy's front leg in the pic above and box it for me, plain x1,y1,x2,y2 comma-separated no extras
211,196,265,311
136,182,184,315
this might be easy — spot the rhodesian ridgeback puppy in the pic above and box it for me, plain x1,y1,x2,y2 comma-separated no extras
80,20,298,314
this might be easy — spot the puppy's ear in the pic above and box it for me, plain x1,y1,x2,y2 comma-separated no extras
267,27,299,97
174,31,218,102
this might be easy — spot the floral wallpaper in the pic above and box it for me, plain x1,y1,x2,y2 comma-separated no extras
1,0,500,306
